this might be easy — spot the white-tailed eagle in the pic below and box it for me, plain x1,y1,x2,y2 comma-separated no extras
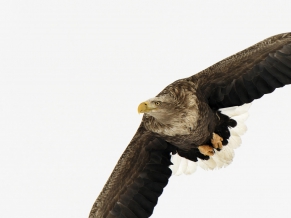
89,33,291,218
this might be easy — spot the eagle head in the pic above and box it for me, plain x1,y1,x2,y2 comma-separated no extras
138,94,177,123
138,81,198,126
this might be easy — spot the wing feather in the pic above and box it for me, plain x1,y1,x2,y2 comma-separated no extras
89,125,174,218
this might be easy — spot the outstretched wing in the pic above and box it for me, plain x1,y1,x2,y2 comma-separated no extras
171,33,291,175
190,32,291,109
89,125,174,218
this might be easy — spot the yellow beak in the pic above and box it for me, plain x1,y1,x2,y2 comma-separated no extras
138,102,150,114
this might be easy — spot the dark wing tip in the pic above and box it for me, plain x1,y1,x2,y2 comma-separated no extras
208,41,291,108
107,139,174,218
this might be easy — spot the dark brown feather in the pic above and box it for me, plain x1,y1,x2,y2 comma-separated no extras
89,126,153,218
189,33,291,109
89,126,174,218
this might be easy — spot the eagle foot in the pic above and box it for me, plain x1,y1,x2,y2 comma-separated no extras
198,145,215,156
211,133,223,150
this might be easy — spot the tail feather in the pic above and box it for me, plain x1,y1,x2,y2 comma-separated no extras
228,134,242,149
232,121,247,135
199,157,217,170
170,154,181,175
184,160,197,175
175,157,188,175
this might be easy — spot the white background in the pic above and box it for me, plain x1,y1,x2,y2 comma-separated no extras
1,1,291,218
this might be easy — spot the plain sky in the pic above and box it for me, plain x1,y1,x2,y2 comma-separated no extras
1,1,291,218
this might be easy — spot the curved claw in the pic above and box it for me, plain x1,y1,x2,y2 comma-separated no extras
198,145,215,156
211,133,223,149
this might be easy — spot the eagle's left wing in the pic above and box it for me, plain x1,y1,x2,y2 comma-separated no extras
190,32,291,109
171,33,291,175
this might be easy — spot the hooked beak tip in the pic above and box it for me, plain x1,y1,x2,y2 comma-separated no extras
138,102,148,114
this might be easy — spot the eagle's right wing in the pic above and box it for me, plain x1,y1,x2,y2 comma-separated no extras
89,125,174,218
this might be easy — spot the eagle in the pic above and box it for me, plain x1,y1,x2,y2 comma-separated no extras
89,33,291,218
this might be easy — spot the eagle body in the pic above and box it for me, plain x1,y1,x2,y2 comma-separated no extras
142,80,218,150
89,33,291,218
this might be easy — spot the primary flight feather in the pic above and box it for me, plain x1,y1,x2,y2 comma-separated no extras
89,33,291,218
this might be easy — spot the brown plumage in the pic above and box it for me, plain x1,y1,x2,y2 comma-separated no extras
89,33,291,218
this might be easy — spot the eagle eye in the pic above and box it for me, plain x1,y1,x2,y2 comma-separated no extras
155,101,161,106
